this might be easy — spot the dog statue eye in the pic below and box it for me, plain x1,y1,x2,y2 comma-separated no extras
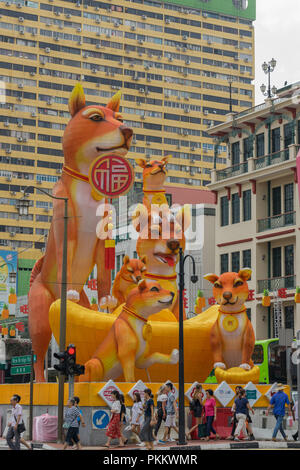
90,114,103,121
145,164,152,168
150,286,159,292
234,280,243,287
214,282,222,288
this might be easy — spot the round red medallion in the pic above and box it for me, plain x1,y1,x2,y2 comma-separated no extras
89,154,134,199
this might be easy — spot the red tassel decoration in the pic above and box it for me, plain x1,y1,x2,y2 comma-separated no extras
105,239,115,270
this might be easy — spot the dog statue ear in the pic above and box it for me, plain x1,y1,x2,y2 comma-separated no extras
106,90,121,112
141,255,147,264
136,158,147,169
138,279,147,291
238,268,252,281
161,155,171,164
204,273,219,284
123,255,130,265
69,83,86,117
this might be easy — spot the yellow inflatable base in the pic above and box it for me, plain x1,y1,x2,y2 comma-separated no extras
215,366,260,384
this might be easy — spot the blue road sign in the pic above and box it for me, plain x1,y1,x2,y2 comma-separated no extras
92,410,110,430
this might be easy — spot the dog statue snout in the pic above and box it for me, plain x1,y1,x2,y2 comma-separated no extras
120,126,133,143
223,291,232,300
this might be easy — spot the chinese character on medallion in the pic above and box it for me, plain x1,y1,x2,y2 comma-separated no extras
89,153,134,199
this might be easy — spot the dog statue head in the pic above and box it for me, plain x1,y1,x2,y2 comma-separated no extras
63,83,133,172
136,156,169,191
126,279,174,318
204,269,252,314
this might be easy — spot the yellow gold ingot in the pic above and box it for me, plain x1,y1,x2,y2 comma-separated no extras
222,315,238,332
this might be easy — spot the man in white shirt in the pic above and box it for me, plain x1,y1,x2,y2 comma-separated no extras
6,394,24,450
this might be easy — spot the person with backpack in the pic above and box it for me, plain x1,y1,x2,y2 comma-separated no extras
232,389,254,441
226,386,243,440
186,384,204,440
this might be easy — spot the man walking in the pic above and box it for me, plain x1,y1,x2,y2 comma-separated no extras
266,383,292,442
6,394,25,450
159,382,178,444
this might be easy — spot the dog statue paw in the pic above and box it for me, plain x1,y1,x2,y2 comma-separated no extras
239,363,251,371
67,290,80,302
170,349,179,364
214,362,226,370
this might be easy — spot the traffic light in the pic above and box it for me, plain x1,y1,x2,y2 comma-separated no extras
53,351,67,375
74,363,85,376
65,344,76,376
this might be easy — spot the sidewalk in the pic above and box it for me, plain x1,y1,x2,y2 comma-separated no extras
1,435,300,451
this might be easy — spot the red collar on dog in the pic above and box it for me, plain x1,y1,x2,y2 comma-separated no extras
144,272,177,281
143,189,166,193
62,165,89,183
218,307,247,315
122,305,147,322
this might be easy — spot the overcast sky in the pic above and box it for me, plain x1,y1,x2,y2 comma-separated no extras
254,0,300,104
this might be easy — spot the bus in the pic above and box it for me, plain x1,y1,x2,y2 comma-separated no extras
205,338,297,387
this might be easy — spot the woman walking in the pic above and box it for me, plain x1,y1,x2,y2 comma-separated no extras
63,398,86,450
140,388,156,450
154,385,168,443
232,388,254,441
130,392,144,444
204,389,220,441
186,384,204,440
226,386,243,440
104,391,125,449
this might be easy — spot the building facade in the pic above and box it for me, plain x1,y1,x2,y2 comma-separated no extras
0,0,255,264
207,82,300,339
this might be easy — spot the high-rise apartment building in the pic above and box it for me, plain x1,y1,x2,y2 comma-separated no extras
0,0,256,265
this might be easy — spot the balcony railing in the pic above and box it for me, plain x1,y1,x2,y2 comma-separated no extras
257,211,296,232
216,161,248,181
257,275,296,293
254,149,289,170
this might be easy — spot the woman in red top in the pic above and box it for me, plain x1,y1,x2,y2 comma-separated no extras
204,389,220,441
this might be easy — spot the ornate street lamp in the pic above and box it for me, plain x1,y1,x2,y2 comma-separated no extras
19,185,68,443
177,247,198,446
261,58,277,98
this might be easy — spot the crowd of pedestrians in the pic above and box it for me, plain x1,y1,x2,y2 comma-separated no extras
5,382,297,450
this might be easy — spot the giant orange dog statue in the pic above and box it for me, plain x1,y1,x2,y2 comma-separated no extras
28,84,133,381
204,269,260,383
79,279,179,382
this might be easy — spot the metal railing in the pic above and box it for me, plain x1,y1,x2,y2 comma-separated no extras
216,161,248,181
254,148,289,170
257,275,296,293
257,211,296,232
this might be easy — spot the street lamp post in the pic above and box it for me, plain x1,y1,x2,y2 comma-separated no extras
177,247,198,446
261,58,277,98
227,75,235,113
19,186,68,443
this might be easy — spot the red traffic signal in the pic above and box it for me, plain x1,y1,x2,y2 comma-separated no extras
67,346,76,356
